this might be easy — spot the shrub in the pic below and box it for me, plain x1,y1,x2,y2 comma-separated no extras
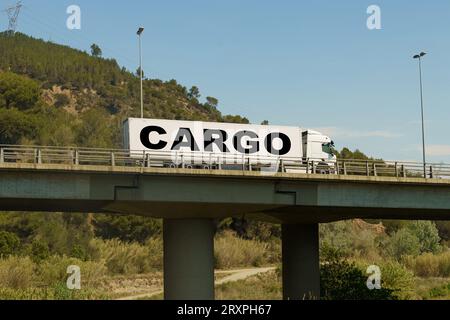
378,260,415,300
53,93,70,108
320,220,385,260
386,228,421,259
407,221,441,254
31,239,50,262
0,231,20,257
320,248,395,300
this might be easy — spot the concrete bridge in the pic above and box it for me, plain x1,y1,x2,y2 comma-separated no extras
1,145,450,300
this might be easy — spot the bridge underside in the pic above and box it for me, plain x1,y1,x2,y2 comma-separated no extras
1,199,450,223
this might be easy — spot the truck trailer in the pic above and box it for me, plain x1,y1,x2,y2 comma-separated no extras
123,118,336,173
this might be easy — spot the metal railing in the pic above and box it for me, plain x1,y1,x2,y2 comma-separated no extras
0,144,449,180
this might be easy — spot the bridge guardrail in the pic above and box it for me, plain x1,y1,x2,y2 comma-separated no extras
0,144,449,180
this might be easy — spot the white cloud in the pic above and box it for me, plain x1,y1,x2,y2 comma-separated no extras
315,127,402,139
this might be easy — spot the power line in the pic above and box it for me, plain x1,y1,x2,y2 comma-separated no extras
3,1,22,35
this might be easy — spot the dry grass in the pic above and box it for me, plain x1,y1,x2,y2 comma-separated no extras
89,237,162,274
0,256,34,289
403,251,450,277
214,231,279,269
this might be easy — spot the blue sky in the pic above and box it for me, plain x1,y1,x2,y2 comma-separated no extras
2,0,450,162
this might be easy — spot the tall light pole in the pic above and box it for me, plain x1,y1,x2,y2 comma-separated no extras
413,52,427,178
137,27,144,118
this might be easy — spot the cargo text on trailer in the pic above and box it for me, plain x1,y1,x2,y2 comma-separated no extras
123,118,336,173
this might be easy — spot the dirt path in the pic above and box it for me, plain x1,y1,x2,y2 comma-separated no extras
116,267,276,300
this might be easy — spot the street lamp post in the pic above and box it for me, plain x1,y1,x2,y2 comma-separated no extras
413,52,427,178
137,27,144,118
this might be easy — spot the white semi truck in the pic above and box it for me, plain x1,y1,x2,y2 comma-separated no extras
123,118,336,173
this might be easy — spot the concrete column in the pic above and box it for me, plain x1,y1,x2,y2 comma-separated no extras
282,223,320,300
163,219,215,300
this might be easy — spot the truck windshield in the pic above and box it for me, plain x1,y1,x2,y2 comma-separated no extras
322,142,335,155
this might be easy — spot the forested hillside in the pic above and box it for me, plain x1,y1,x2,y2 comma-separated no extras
0,32,248,148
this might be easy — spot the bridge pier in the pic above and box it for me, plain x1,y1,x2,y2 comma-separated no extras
282,223,320,300
163,219,215,300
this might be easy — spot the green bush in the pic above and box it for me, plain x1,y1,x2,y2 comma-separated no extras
53,93,71,108
386,221,442,260
378,260,415,300
407,221,441,254
386,228,421,259
0,231,20,257
320,247,395,300
31,240,50,262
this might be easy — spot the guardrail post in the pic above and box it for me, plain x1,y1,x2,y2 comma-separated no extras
280,159,284,173
36,148,42,164
312,161,316,174
401,165,406,178
242,155,245,171
366,161,370,176
248,157,252,171
336,161,340,175
373,163,377,177
146,154,151,168
0,148,3,164
111,152,115,167
181,154,185,169
74,150,79,165
430,166,433,179
394,162,398,177
343,161,347,175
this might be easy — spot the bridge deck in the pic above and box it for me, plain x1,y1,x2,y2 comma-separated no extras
1,162,450,223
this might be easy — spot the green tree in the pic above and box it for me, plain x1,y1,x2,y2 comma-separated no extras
188,86,200,99
136,67,144,79
205,96,218,109
94,214,162,243
0,72,40,110
90,43,102,57
0,108,40,144
222,114,250,124
261,120,269,125
76,108,113,148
